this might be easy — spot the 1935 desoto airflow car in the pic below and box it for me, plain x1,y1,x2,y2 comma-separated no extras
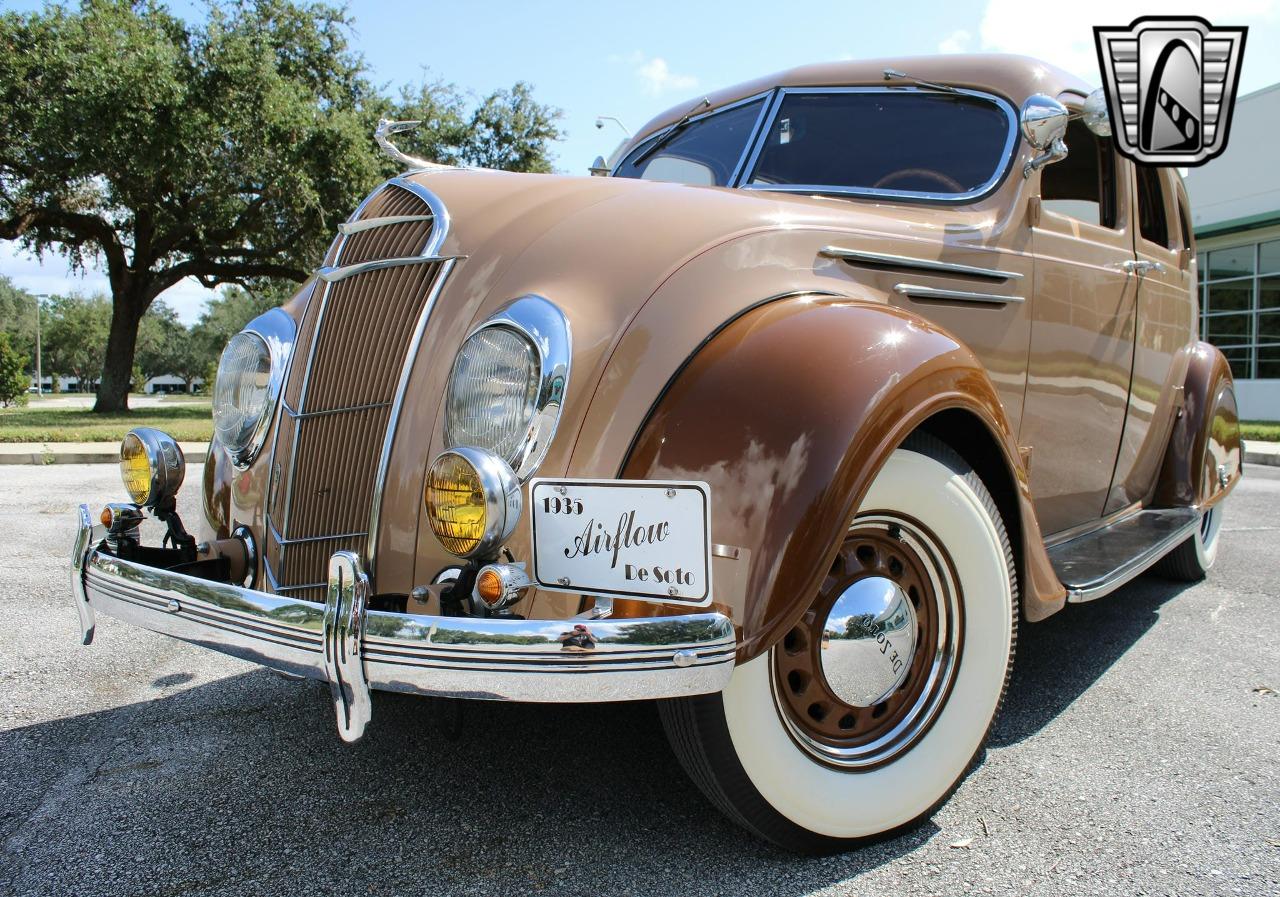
71,55,1242,852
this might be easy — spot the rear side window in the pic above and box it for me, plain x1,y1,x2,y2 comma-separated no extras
1135,165,1172,249
747,91,1013,198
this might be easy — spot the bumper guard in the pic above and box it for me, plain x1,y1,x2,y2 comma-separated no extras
71,506,736,741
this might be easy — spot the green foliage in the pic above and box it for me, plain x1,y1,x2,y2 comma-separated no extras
0,0,562,411
0,401,212,442
0,331,29,406
1241,420,1280,442
0,275,38,363
42,293,111,389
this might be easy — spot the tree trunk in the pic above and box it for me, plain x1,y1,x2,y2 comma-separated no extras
93,293,147,413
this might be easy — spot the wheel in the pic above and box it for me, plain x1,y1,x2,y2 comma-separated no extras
660,434,1018,853
1155,504,1224,582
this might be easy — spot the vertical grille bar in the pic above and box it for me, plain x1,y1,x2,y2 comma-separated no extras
265,180,452,595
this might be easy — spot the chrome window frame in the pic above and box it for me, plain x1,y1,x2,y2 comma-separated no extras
612,91,775,186
736,86,1020,204
443,295,572,483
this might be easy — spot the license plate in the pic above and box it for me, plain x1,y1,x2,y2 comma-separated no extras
529,479,712,606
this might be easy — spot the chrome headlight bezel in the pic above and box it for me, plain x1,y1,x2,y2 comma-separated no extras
443,295,571,482
213,308,295,470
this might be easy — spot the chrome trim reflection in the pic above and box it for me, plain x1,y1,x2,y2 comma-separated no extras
75,538,736,734
324,551,372,742
893,283,1025,305
820,246,1023,281
71,504,95,645
819,576,917,707
447,294,572,483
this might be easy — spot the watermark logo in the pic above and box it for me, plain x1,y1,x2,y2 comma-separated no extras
1094,16,1247,166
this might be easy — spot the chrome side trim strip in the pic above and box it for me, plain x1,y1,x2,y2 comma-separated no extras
324,551,372,742
71,504,95,645
365,257,456,577
820,246,1024,281
893,283,1025,305
338,213,434,236
316,254,455,283
1065,515,1200,603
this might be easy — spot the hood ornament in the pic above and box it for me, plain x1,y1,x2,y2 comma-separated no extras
375,119,452,171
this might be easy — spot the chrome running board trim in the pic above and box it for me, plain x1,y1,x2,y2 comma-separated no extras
1048,507,1200,603
820,245,1024,281
893,283,1025,305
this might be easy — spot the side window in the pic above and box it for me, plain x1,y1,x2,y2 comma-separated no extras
613,99,765,187
1040,119,1117,228
1177,196,1195,251
1135,165,1173,249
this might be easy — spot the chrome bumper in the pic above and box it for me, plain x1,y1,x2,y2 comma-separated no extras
70,506,736,742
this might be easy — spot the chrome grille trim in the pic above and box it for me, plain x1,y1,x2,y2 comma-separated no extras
265,175,456,595
338,213,434,236
281,400,393,421
366,256,456,577
317,254,456,283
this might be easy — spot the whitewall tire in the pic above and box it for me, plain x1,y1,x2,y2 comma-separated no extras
660,434,1018,852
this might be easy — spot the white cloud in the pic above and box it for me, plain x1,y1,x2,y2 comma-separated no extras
938,29,972,55
972,0,1279,83
0,241,219,325
611,51,698,96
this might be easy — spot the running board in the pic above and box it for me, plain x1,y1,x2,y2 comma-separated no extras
1048,508,1200,603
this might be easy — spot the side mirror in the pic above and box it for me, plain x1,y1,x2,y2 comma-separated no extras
1020,94,1070,178
588,155,610,177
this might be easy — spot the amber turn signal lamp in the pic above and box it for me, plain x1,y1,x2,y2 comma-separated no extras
476,569,504,605
100,506,114,527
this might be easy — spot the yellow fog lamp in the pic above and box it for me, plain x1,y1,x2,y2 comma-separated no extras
119,427,186,510
424,447,520,559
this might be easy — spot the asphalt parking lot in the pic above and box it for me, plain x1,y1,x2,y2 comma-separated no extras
1,464,1276,897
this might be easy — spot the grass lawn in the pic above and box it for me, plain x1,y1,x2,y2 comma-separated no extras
0,403,213,443
1242,420,1280,442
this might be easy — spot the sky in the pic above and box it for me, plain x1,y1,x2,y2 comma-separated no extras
3,0,1279,323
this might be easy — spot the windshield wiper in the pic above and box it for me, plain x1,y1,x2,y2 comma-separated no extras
882,68,960,94
630,97,711,166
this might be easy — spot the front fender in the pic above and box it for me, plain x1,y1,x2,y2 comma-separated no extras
1154,341,1243,509
615,295,1062,662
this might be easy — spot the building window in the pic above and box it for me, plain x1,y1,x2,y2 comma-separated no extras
1199,238,1280,380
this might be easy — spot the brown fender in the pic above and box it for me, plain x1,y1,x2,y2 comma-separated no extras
618,295,1066,663
1153,341,1243,509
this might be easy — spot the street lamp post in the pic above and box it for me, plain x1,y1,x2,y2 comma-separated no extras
32,293,47,395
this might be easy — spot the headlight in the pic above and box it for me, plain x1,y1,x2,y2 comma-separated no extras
424,447,520,558
120,427,186,509
213,332,272,461
444,296,571,481
211,308,295,468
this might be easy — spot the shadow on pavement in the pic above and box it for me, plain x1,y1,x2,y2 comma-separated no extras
1,570,1195,896
992,571,1196,747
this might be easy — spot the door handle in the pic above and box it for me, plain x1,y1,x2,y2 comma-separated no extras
1122,260,1167,276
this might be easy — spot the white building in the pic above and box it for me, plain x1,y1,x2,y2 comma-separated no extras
1183,81,1280,421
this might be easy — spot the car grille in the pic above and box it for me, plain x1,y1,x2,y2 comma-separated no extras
264,180,452,601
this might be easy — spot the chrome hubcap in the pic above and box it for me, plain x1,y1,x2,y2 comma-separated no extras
820,576,918,707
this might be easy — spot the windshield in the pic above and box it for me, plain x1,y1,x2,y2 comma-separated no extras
747,91,1014,198
613,98,766,187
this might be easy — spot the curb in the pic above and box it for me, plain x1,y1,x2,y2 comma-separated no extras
1244,450,1280,467
0,444,208,466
